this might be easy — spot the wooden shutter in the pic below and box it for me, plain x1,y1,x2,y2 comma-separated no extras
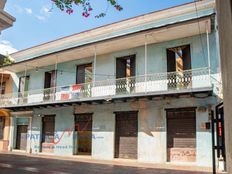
0,117,5,140
44,72,52,89
116,58,127,79
167,49,176,72
50,70,57,88
0,82,6,94
76,65,85,84
42,115,55,143
130,55,136,77
183,45,192,70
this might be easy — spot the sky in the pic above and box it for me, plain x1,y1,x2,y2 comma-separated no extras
0,0,193,55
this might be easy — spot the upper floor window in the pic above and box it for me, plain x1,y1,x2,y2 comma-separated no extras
0,117,5,140
116,55,136,79
166,45,191,73
18,76,30,93
0,82,6,95
44,70,56,89
76,64,93,84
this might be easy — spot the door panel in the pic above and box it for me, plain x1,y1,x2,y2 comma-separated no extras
167,108,196,162
75,114,92,155
115,112,138,159
16,125,28,150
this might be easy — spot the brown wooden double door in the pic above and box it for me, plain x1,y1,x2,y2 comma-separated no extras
16,125,28,150
115,111,138,159
167,108,196,162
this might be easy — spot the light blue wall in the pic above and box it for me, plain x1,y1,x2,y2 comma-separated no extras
14,31,219,92
26,96,217,166
30,106,74,156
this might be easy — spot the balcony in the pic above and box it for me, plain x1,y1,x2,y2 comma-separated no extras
0,68,213,108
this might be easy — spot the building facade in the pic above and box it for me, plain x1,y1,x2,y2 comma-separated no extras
0,0,222,167
0,0,15,152
216,0,232,172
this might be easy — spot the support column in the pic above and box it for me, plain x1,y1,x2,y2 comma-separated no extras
206,27,211,76
93,46,97,87
0,70,3,98
144,35,148,93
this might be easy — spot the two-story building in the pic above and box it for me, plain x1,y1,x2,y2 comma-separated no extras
0,0,15,152
0,0,222,167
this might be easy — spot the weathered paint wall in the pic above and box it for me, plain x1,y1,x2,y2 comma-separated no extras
13,32,219,92
31,106,74,156
0,115,10,151
19,96,217,166
216,0,232,172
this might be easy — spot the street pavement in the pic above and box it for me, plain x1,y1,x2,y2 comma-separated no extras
0,153,212,174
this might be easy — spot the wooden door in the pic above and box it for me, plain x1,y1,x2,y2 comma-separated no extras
16,125,28,150
41,115,55,153
115,111,138,159
75,114,92,155
167,108,196,162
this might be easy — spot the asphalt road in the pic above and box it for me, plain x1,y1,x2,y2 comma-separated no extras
0,153,212,174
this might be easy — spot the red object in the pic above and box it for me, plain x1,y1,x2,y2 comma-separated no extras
61,93,70,100
72,84,81,91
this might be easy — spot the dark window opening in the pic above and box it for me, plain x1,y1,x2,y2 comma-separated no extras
76,64,93,98
42,115,55,143
44,70,56,89
44,70,56,101
116,55,136,94
0,117,5,140
116,55,136,79
166,45,192,89
76,64,93,84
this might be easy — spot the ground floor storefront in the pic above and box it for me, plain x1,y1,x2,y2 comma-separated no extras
8,97,217,167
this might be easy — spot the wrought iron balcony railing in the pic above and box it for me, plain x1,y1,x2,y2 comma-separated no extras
0,68,212,107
